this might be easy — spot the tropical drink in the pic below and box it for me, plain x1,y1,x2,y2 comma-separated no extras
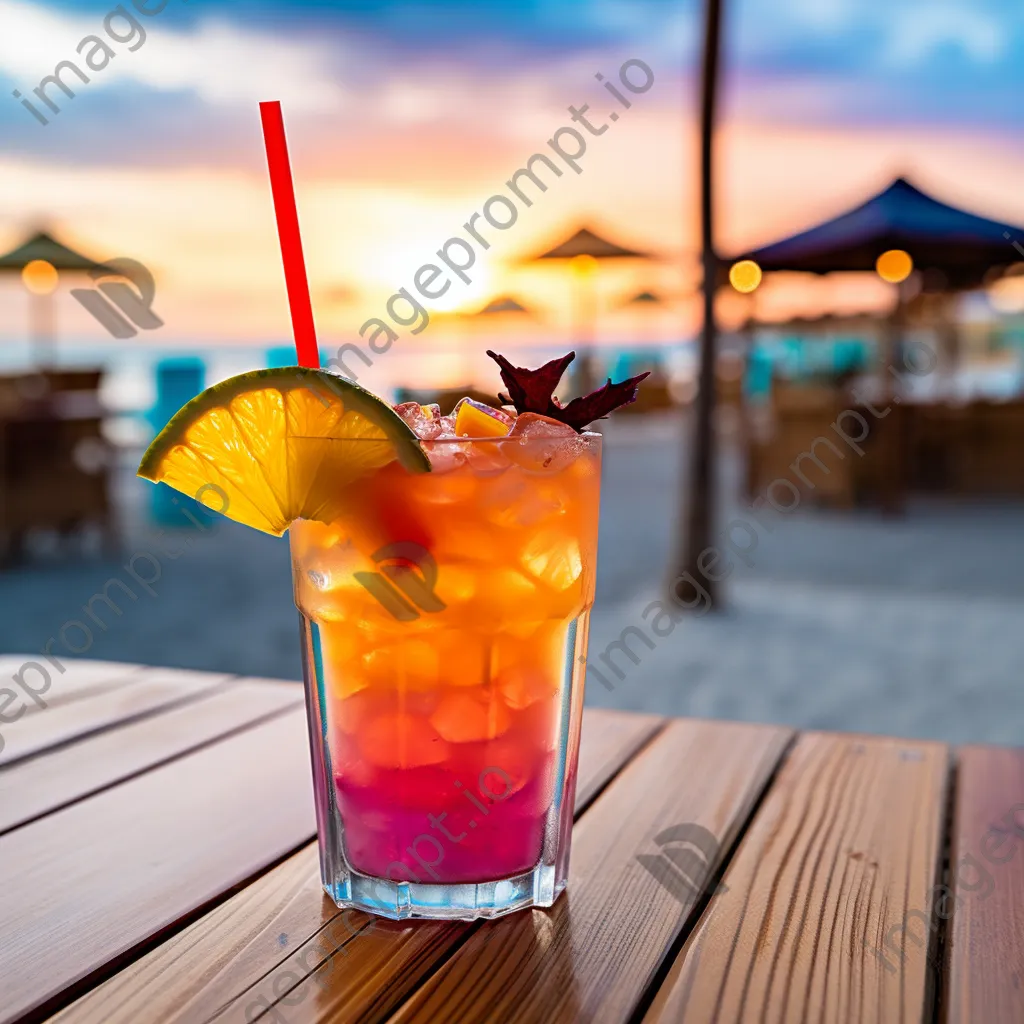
291,425,599,905
136,352,643,919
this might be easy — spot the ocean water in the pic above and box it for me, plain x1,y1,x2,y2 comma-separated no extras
0,336,690,447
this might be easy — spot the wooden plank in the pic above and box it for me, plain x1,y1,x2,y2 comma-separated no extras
575,707,663,811
48,706,667,1024
944,745,1024,1024
380,720,791,1024
0,679,304,835
0,667,230,767
46,844,328,1024
0,656,144,719
0,707,315,1024
643,732,950,1024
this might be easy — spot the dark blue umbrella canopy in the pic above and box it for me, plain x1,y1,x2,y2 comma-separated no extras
737,178,1024,288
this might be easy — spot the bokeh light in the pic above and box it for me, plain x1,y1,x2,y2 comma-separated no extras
729,259,762,294
875,249,914,284
569,254,598,280
988,273,1024,314
21,259,59,295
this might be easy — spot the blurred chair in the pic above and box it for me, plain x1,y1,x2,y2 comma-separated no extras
944,400,1024,496
149,358,205,526
42,369,103,392
605,349,675,415
746,383,855,508
266,346,329,369
266,345,298,369
744,348,774,404
0,369,113,563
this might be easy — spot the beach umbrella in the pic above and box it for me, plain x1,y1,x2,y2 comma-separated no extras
472,296,530,316
534,228,650,261
727,177,1024,513
622,290,663,306
0,230,109,365
728,176,1024,379
733,177,1024,289
528,226,653,395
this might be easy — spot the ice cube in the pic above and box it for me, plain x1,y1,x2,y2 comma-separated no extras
484,487,562,529
509,412,576,439
506,412,585,473
394,401,443,440
361,640,440,690
498,665,558,710
434,563,477,605
480,466,527,509
293,539,377,620
417,410,470,470
361,712,448,768
464,441,511,477
474,567,540,621
430,692,511,742
424,438,469,473
520,529,583,590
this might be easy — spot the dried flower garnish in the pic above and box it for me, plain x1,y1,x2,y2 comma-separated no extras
487,350,649,431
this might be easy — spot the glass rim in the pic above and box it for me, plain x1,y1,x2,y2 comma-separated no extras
292,432,602,444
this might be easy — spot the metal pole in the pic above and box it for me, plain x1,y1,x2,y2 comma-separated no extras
30,290,56,368
573,267,598,398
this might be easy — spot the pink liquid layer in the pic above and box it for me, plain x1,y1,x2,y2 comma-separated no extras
335,740,558,883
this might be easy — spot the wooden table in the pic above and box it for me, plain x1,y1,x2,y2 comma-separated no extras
1,658,1021,1023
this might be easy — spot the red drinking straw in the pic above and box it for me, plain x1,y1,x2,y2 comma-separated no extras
259,100,319,369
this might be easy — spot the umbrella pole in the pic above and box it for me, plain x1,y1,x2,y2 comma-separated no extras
879,290,906,516
671,0,723,610
574,273,597,398
939,294,959,388
30,290,56,368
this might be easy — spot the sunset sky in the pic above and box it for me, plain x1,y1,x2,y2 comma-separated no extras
1,0,1024,357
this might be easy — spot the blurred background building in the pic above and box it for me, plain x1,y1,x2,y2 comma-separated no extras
0,0,1022,743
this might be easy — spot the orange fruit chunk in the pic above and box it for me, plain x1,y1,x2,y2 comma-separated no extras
454,400,511,438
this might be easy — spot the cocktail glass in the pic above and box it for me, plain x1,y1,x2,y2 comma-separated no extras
290,430,601,920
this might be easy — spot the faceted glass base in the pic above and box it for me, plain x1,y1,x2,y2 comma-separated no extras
324,862,563,921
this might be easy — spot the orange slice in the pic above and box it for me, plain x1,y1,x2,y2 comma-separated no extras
137,367,429,535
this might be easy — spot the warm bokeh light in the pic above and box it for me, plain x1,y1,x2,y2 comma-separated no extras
569,254,599,280
729,259,762,294
876,249,914,284
988,272,1024,314
21,260,59,296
